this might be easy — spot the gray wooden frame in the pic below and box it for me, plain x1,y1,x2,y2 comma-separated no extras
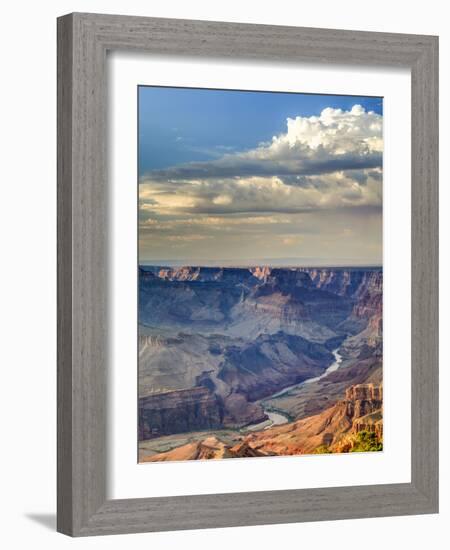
57,12,439,537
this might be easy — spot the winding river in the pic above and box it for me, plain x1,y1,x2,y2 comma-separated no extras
245,348,343,432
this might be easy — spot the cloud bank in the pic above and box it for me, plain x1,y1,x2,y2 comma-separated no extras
139,105,383,265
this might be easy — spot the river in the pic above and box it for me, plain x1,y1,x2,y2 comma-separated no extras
245,348,343,431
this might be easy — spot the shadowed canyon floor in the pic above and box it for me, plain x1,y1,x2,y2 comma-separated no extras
138,266,383,461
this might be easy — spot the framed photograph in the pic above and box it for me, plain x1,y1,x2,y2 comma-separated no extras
57,13,438,536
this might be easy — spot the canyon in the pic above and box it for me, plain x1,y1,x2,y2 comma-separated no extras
142,383,383,461
138,265,383,460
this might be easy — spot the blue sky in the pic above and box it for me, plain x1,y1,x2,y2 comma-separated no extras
138,87,383,266
139,87,382,174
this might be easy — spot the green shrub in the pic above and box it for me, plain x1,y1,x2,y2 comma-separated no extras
350,430,382,452
314,445,332,454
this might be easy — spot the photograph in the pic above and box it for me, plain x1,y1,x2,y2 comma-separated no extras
138,87,383,462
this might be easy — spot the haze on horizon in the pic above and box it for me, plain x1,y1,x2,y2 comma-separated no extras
138,87,383,267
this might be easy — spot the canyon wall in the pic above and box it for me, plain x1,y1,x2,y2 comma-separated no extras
139,387,224,439
144,383,383,461
138,266,383,444
242,383,382,455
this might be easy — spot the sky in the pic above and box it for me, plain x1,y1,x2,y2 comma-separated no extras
138,87,383,267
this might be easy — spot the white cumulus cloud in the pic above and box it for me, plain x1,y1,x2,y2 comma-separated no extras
139,105,383,264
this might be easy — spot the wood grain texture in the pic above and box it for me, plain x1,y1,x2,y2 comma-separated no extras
57,13,74,535
57,12,439,536
410,35,439,505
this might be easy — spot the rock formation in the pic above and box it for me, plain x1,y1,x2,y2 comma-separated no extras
139,387,224,439
242,383,383,455
143,383,383,461
138,266,383,457
142,436,270,462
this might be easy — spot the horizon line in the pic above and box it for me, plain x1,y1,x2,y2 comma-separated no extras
139,262,382,270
